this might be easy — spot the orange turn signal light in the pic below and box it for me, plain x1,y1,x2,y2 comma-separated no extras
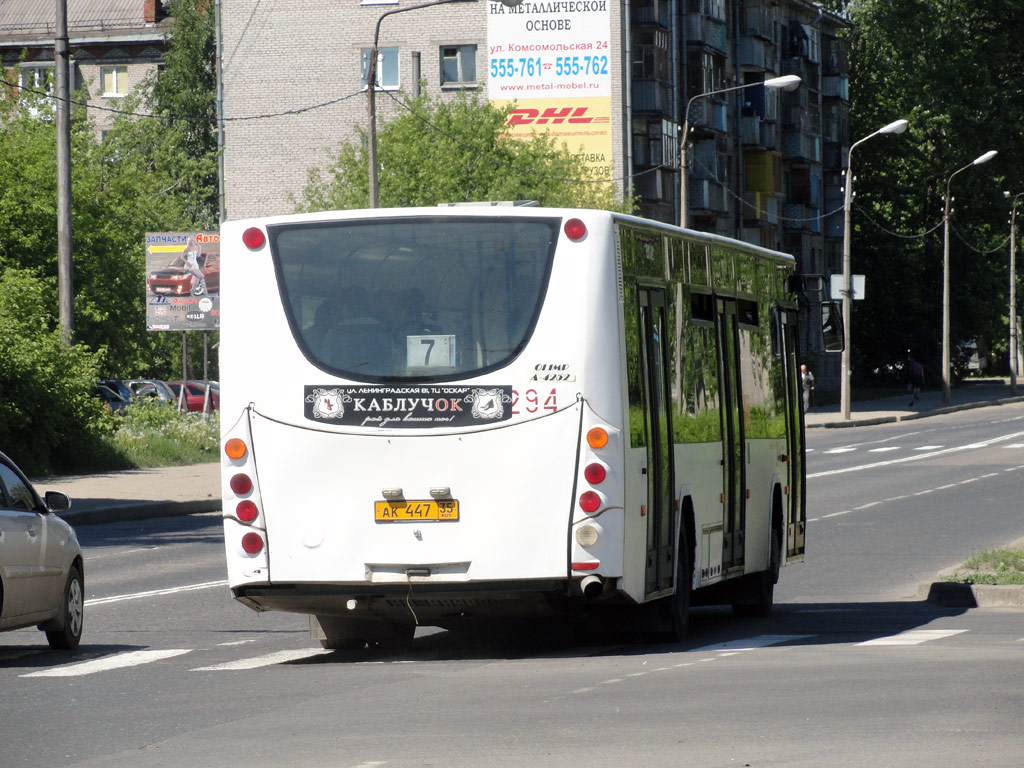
225,438,247,460
586,427,608,449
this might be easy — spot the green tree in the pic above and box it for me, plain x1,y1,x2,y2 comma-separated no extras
297,92,633,212
824,0,1024,385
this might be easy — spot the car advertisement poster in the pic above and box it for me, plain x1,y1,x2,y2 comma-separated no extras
145,232,220,332
487,0,613,180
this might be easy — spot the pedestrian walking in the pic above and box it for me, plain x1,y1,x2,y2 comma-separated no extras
909,357,924,406
801,364,815,411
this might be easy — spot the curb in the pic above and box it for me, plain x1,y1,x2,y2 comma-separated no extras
920,581,1024,609
59,499,221,527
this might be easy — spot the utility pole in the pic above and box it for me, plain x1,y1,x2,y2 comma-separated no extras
55,0,74,344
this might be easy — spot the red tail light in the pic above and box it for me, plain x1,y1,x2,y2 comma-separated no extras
241,532,264,554
230,473,253,495
242,227,265,249
584,463,606,484
564,218,587,241
579,491,601,513
237,500,259,522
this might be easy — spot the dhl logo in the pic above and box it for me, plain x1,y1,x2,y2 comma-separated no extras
506,107,611,126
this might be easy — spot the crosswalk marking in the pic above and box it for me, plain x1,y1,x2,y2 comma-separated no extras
22,649,191,678
689,635,814,652
857,629,967,646
191,648,332,671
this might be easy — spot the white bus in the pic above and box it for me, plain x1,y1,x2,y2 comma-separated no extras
219,206,820,649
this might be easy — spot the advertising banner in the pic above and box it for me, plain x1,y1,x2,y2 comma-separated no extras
487,0,613,179
145,232,220,332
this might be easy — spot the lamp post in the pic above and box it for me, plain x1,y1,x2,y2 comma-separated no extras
367,0,519,207
941,149,998,403
1005,190,1024,396
839,118,909,421
679,74,801,228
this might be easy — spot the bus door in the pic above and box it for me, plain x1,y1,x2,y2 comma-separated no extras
717,298,745,571
638,287,675,596
778,307,806,559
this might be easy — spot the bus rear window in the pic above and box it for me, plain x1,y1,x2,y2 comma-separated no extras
269,216,559,381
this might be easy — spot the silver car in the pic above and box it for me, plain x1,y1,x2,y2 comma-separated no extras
0,451,83,649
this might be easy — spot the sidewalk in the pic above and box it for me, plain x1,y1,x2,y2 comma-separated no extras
804,376,1024,428
34,462,221,527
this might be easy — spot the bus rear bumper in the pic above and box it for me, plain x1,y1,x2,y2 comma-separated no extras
233,578,606,626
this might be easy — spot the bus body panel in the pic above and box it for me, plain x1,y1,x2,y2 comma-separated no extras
246,406,583,585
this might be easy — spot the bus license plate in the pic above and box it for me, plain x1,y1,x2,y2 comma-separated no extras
374,499,459,523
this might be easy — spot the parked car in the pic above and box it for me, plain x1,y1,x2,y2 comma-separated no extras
167,380,220,412
93,383,130,412
146,251,220,296
0,450,83,649
123,379,177,403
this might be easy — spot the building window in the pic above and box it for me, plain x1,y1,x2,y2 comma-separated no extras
440,45,477,85
101,66,129,97
361,48,399,90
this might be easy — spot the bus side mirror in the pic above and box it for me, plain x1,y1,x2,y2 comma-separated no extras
821,301,844,353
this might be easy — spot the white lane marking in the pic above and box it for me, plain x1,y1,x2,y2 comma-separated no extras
689,635,814,652
868,447,901,453
857,629,967,646
22,649,191,678
191,648,332,671
914,445,944,451
809,430,1024,478
87,580,228,606
824,447,857,454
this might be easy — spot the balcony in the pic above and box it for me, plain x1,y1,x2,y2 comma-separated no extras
685,14,727,52
822,75,849,101
689,178,726,213
781,132,821,163
687,99,728,133
633,80,672,114
782,204,821,234
738,36,767,69
743,191,779,224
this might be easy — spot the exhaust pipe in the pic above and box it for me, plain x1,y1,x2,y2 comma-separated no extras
580,575,603,599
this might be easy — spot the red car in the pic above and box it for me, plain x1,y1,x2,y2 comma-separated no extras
147,252,220,296
167,381,220,412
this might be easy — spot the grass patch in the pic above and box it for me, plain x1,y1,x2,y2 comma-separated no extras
946,549,1024,586
98,399,220,469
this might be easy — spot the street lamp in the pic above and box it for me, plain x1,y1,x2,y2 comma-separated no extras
1005,190,1024,396
839,118,909,420
941,149,997,403
366,0,520,207
679,74,801,228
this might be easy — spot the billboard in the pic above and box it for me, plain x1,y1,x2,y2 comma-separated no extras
487,0,613,179
145,232,220,332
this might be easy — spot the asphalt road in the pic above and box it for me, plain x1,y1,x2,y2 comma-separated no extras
3,405,1023,768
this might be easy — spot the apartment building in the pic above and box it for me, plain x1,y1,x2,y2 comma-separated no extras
0,0,170,135
219,0,848,375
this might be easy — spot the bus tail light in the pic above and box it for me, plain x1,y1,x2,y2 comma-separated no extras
237,500,259,522
241,532,264,555
225,438,247,460
242,227,266,250
230,473,253,495
564,218,587,241
586,426,608,449
579,490,601,513
584,462,606,484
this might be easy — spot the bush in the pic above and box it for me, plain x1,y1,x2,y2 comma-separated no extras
0,269,113,475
